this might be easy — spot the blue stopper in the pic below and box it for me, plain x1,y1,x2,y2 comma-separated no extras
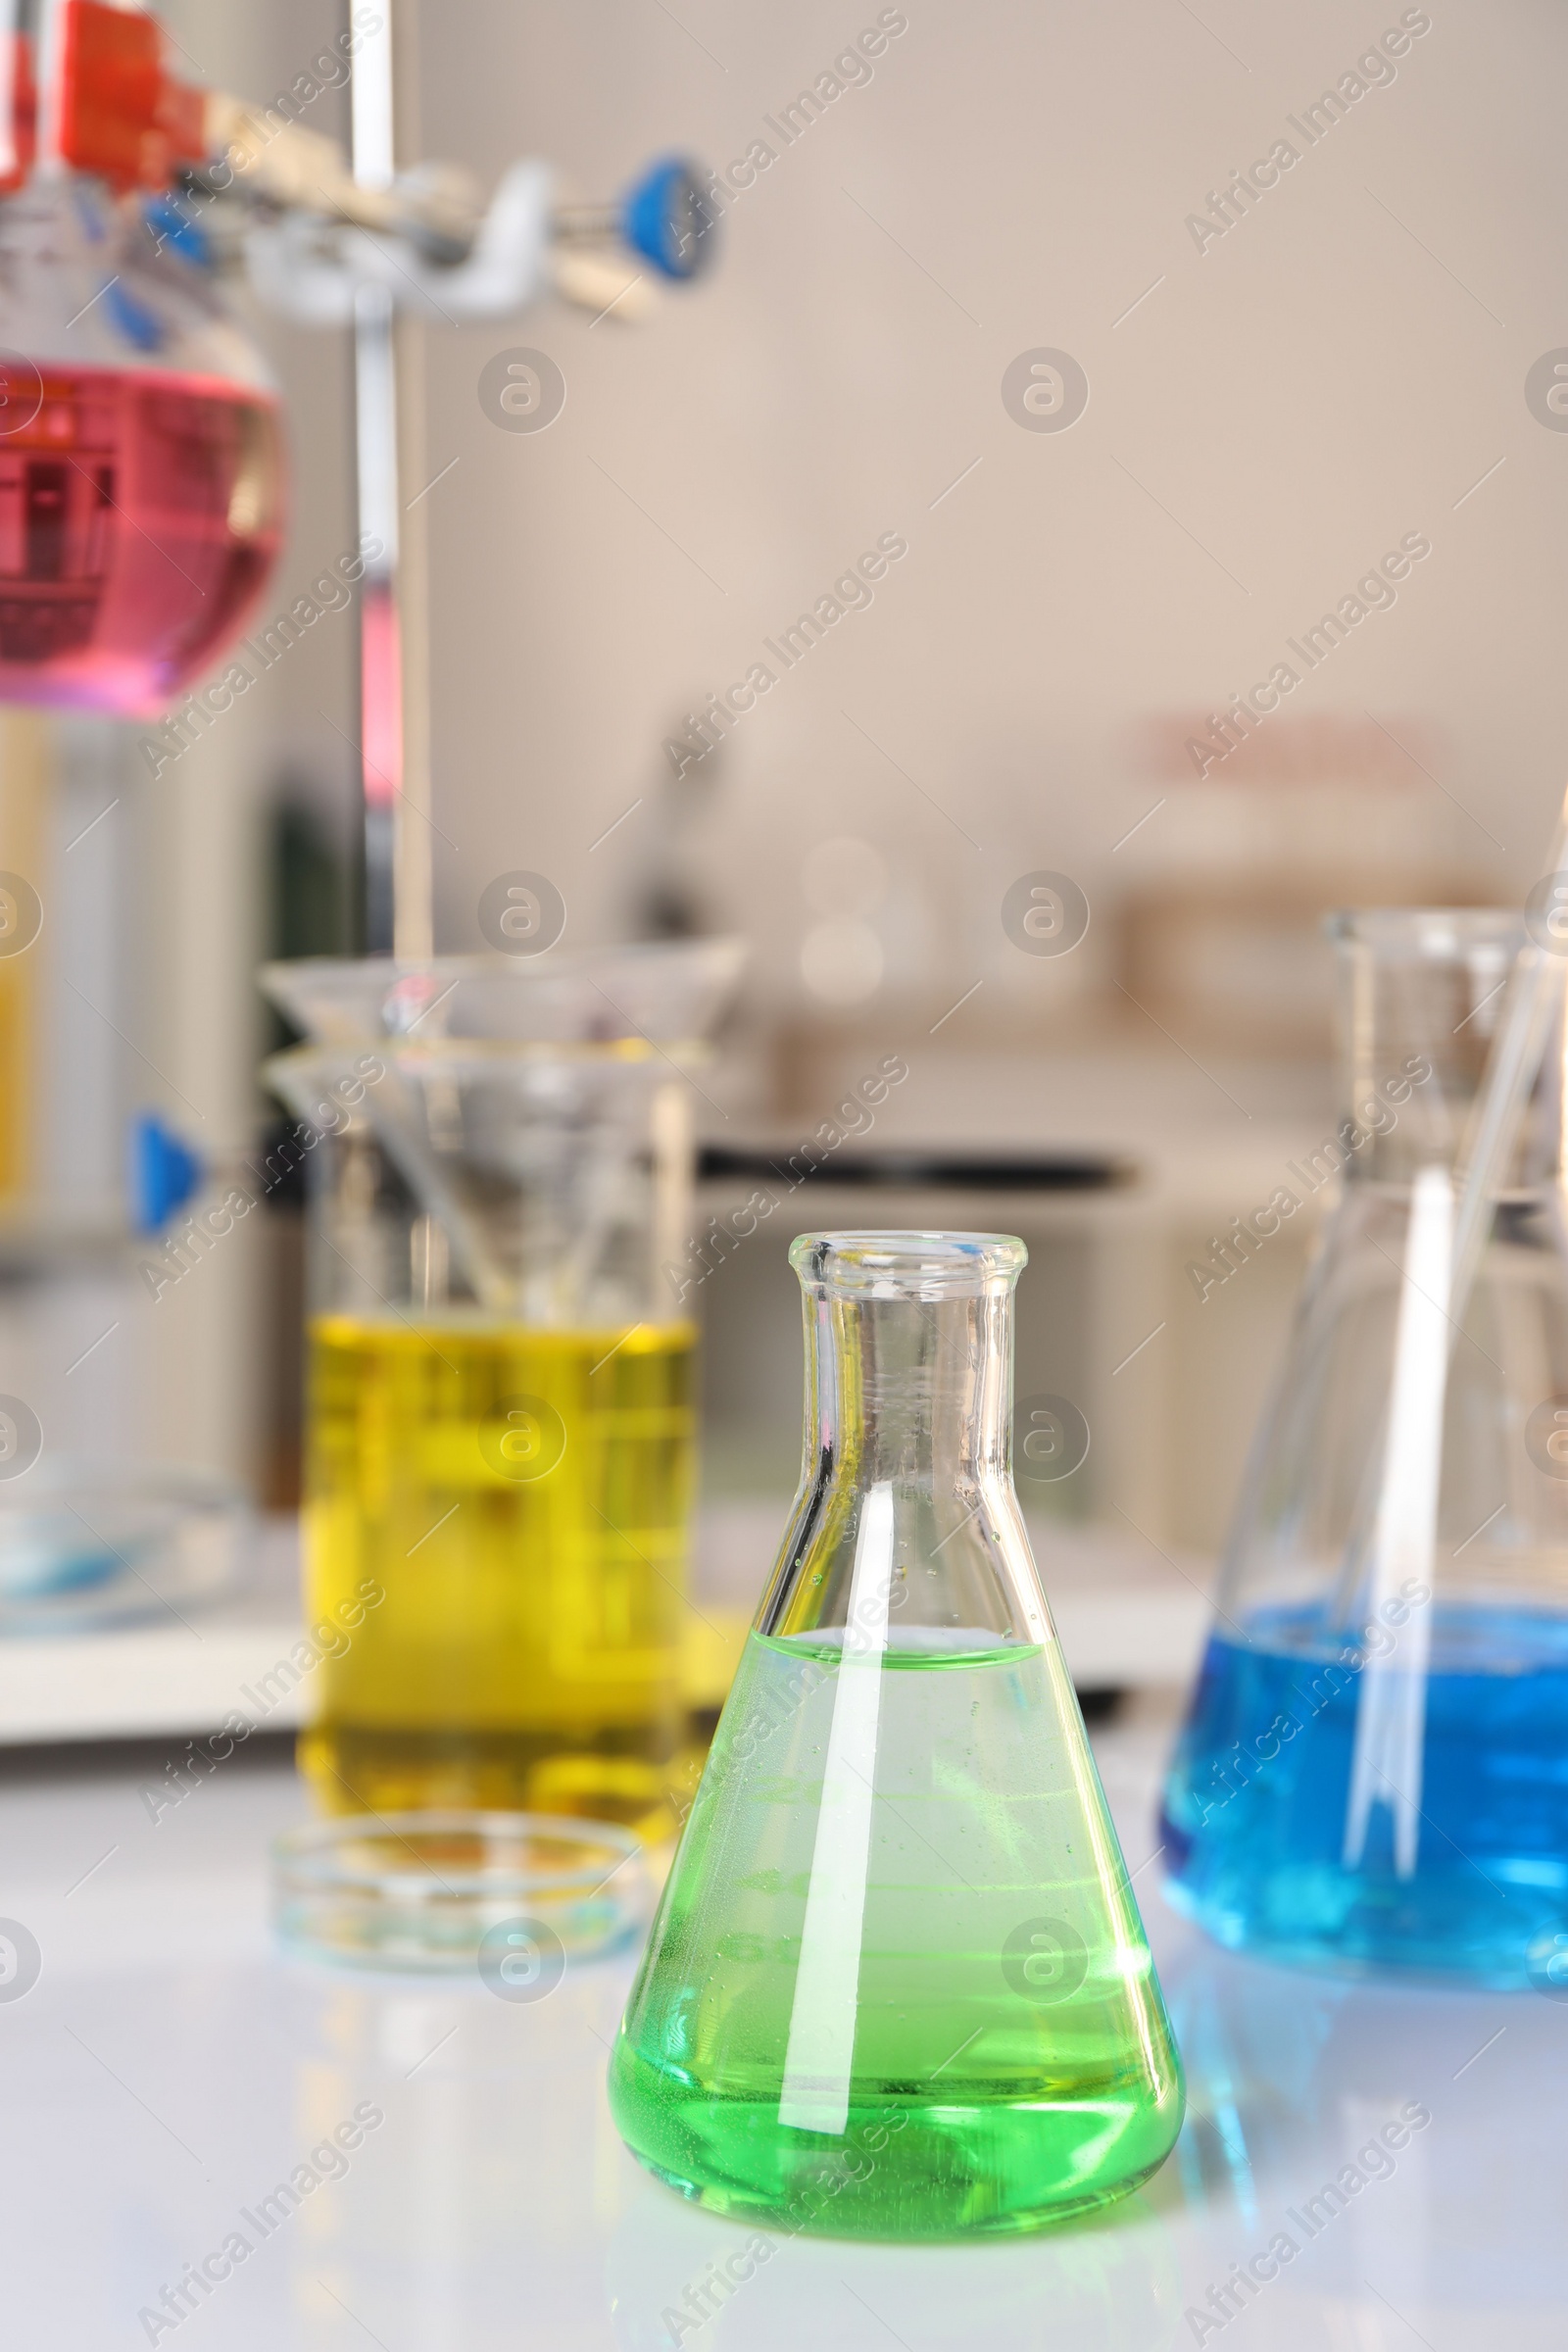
142,192,212,269
131,1113,203,1236
621,157,716,280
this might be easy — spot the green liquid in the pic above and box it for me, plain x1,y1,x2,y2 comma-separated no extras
609,1628,1183,2239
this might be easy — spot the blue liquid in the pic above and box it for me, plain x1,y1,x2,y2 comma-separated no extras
1161,1608,1568,1984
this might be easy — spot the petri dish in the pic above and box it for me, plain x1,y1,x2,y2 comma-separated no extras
271,1810,650,1972
0,1460,247,1634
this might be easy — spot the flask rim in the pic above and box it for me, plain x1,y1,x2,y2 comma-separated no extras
790,1230,1026,1298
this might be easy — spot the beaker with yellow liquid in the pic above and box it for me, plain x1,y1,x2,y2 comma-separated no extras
264,944,743,1847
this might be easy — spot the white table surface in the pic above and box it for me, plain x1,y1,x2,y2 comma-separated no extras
2,1690,1559,2351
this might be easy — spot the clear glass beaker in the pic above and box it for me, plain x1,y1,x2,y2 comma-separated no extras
263,942,742,1843
1162,909,1568,1984
609,1231,1183,2239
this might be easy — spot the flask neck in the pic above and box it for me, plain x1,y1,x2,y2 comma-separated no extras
770,1234,1042,1652
1331,908,1564,1186
804,1283,1013,1492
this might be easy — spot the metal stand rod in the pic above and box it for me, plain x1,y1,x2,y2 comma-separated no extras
350,0,432,961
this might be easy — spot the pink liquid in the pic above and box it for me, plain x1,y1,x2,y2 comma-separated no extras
0,362,284,717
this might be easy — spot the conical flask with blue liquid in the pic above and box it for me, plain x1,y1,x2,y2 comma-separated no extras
609,1231,1183,2239
1163,909,1568,1987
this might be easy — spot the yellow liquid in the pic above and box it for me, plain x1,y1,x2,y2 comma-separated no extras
301,1315,698,1838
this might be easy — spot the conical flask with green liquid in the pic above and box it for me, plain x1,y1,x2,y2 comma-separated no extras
609,1231,1184,2238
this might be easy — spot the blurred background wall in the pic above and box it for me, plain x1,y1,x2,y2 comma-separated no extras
6,0,1565,1563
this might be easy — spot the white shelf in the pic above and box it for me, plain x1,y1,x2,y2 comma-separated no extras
0,1508,1214,1745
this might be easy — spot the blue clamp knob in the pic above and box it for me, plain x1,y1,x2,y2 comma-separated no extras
130,1112,203,1236
621,157,716,281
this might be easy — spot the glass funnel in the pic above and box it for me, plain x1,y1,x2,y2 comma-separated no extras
609,1232,1184,2240
0,177,284,714
1162,908,1568,1984
263,941,742,1843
